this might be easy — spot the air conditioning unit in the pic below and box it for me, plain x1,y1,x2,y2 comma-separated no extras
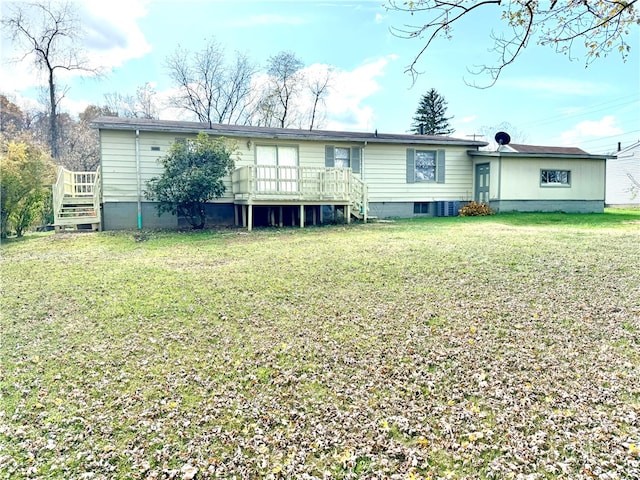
436,201,461,217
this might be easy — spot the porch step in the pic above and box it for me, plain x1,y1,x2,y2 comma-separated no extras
58,207,98,217
55,223,100,232
62,196,93,204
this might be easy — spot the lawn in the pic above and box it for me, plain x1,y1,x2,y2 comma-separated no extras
1,212,639,479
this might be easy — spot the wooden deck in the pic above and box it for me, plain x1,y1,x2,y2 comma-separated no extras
53,167,101,231
53,165,368,232
231,165,368,230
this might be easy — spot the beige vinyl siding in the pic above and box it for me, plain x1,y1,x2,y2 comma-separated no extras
101,130,246,203
364,144,474,202
499,157,605,200
100,130,138,203
100,131,335,203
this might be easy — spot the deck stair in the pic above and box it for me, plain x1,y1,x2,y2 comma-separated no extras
53,167,101,231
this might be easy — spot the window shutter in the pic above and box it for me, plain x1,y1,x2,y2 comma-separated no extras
351,146,361,174
406,148,415,183
436,149,445,183
325,145,334,167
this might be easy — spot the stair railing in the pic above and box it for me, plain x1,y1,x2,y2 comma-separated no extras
349,174,368,222
92,167,101,218
53,166,66,224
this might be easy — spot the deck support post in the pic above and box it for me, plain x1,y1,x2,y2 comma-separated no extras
248,204,253,232
279,207,283,227
234,205,239,227
346,204,351,224
300,205,304,228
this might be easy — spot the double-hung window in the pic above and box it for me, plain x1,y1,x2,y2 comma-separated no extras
406,148,446,183
325,146,361,173
334,147,350,168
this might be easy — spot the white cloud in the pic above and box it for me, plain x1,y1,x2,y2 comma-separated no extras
559,115,624,146
375,13,386,23
460,115,477,124
80,0,152,71
324,55,397,131
0,0,151,94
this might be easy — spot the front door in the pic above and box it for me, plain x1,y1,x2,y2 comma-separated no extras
475,163,490,203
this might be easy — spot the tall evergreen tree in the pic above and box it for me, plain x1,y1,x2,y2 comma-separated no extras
411,89,454,135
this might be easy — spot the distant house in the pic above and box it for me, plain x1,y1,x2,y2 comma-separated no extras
606,141,640,207
52,118,610,231
468,143,609,213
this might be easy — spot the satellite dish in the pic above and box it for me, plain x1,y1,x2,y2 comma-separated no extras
495,131,511,145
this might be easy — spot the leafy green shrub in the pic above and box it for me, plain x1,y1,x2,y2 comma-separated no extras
459,201,494,216
145,132,236,229
1,138,56,237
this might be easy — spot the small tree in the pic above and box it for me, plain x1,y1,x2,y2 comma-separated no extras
145,132,236,229
1,138,56,237
411,88,454,135
2,1,98,159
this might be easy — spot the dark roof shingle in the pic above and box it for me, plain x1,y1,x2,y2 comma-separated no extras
91,116,488,147
507,143,589,155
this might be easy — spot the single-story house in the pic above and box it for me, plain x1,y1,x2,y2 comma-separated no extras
605,141,640,207
468,143,609,213
52,118,610,231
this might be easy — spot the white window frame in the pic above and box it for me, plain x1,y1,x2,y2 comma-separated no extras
415,150,438,183
255,144,299,193
541,169,571,187
334,147,350,168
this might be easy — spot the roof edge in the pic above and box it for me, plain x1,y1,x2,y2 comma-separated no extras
91,116,488,147
468,150,612,160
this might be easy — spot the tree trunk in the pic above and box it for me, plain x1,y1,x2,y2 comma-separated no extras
49,69,59,159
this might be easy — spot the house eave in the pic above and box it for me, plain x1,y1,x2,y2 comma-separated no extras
91,117,488,148
467,150,612,160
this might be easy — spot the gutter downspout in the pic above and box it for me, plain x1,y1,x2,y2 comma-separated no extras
135,129,142,230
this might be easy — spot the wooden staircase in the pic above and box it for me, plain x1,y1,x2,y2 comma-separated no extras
53,167,101,232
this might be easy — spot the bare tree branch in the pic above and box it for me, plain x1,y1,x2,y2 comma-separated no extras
166,40,256,127
2,1,99,159
387,0,639,87
307,67,333,131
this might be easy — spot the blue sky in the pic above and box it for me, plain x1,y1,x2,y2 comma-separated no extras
1,0,638,154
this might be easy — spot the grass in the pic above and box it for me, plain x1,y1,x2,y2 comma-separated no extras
1,210,639,479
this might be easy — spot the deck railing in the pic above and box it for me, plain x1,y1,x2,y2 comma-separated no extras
232,165,355,202
54,166,99,196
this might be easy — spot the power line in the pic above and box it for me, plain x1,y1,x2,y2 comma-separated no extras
518,94,640,129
